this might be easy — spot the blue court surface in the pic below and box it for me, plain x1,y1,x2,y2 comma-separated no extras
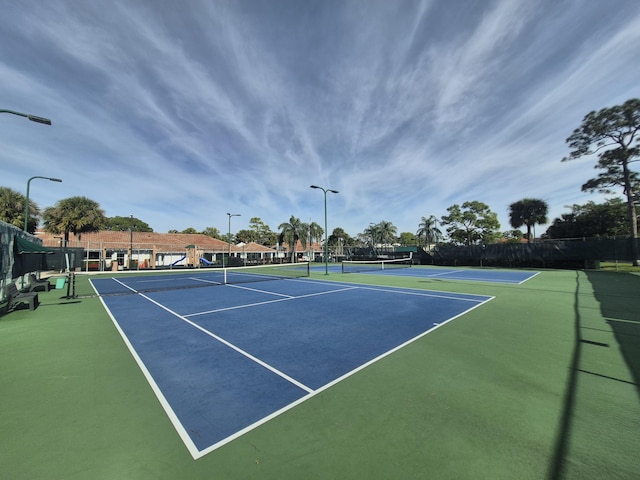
335,264,539,284
91,273,493,459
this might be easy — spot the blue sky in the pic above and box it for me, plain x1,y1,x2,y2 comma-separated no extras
2,0,640,238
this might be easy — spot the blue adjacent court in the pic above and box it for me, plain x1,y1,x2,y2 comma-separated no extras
91,273,493,458
337,264,539,284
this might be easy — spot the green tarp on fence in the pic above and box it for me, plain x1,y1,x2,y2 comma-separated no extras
425,237,640,268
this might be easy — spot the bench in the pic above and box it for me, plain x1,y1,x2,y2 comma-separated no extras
3,283,39,312
28,274,52,292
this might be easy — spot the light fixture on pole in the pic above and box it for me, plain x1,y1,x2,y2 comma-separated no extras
24,176,62,232
1,109,52,125
226,213,241,268
310,185,339,275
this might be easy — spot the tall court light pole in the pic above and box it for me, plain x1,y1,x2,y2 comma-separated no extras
226,213,240,268
24,176,62,231
310,185,339,275
129,214,134,270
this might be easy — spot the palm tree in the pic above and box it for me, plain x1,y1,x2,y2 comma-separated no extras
308,221,323,245
376,220,398,245
416,215,442,251
508,198,549,243
364,221,398,256
364,224,378,248
0,186,41,233
308,221,323,259
43,196,106,245
278,215,308,262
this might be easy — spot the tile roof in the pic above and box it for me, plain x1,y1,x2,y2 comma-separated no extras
34,230,276,253
33,231,324,254
240,242,278,252
279,240,322,252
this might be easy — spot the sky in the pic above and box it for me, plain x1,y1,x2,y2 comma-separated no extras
2,0,640,238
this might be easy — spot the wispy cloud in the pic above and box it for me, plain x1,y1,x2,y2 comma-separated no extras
1,0,639,235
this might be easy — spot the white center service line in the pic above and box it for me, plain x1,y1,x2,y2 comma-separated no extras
111,277,314,392
185,285,358,317
146,290,315,394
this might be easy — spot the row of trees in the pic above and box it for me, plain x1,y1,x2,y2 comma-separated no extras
563,98,639,264
0,188,633,250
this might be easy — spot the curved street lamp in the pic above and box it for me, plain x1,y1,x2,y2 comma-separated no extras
24,176,62,232
310,185,339,275
225,213,241,268
5,109,55,231
1,109,52,125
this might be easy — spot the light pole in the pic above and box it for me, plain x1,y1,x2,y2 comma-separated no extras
54,236,63,272
129,214,134,270
226,213,240,268
24,176,62,231
1,109,52,125
310,185,339,275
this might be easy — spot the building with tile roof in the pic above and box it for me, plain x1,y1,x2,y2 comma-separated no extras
35,230,281,271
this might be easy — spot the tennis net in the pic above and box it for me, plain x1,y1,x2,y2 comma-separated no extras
90,262,310,297
223,262,310,284
341,257,412,274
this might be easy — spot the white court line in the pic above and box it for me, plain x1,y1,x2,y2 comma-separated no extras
140,293,315,393
100,276,494,459
185,285,359,317
518,271,541,284
294,276,494,299
225,282,295,298
96,278,201,459
605,317,639,324
426,270,463,278
385,268,540,285
196,292,496,458
110,278,313,391
355,285,490,303
296,277,490,303
112,277,138,292
189,276,223,285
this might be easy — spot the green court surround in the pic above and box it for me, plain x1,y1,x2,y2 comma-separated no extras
1,267,638,479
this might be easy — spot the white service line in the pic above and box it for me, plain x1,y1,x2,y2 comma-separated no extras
185,285,359,317
112,277,314,394
144,292,315,394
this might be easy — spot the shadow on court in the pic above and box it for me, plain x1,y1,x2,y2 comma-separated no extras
547,271,640,480
585,270,640,393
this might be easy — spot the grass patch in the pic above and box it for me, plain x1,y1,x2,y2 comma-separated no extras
599,261,640,273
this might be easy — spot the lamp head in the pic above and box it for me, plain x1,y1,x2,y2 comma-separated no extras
27,115,52,125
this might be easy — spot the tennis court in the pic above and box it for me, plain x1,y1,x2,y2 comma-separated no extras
2,267,639,479
340,259,539,284
90,265,493,458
